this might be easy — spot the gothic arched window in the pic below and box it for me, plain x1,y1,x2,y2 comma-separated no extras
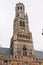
17,7,19,10
23,45,27,56
23,45,27,50
24,62,28,65
20,20,25,27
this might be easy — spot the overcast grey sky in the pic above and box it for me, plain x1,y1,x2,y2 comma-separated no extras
0,0,43,51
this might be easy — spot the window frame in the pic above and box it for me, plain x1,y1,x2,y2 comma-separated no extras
20,20,25,27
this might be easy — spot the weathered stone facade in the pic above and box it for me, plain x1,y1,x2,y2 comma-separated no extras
0,2,43,65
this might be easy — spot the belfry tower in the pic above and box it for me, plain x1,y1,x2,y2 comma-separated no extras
10,2,34,58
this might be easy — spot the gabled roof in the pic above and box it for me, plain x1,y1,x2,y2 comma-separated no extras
0,47,12,56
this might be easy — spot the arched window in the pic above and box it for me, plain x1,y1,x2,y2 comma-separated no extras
20,20,25,27
24,62,28,65
3,60,8,65
17,7,19,10
23,45,27,50
23,45,27,56
20,7,22,10
39,62,41,65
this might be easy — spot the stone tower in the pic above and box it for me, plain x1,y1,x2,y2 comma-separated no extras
10,2,34,58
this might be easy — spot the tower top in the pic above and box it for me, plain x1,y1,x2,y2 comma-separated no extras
16,2,24,6
15,2,25,17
